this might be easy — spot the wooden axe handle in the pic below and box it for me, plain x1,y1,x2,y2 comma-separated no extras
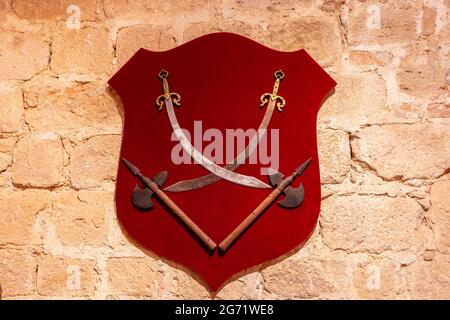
155,189,217,251
219,188,282,252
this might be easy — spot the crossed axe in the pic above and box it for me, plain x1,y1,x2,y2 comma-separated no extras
123,158,311,252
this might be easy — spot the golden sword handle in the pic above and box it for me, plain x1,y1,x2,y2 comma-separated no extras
259,70,286,112
160,70,170,98
156,69,181,110
272,69,284,96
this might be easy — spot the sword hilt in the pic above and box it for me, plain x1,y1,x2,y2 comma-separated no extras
259,69,286,112
156,69,181,110
158,70,170,98
272,70,284,96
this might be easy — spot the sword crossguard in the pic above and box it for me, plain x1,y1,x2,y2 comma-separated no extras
156,69,181,111
259,69,286,112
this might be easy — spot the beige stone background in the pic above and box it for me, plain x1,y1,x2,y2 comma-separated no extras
0,0,448,300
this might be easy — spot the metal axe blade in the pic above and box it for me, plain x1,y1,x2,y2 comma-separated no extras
152,171,168,187
268,170,283,187
131,170,168,210
278,183,305,208
268,169,306,208
132,185,154,210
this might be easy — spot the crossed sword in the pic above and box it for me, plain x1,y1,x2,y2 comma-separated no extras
122,70,310,252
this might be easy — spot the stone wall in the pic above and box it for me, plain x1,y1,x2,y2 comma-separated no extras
0,0,448,299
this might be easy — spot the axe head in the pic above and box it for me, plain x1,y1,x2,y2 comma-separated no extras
268,170,284,187
268,170,305,208
278,183,304,208
131,171,168,211
152,171,168,187
132,185,154,210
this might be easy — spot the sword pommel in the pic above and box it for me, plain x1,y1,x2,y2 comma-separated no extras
274,70,285,80
158,69,169,79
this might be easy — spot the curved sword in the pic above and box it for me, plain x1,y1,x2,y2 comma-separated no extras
164,70,286,192
157,70,271,189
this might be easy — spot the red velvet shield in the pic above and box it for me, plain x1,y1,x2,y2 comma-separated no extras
108,33,336,292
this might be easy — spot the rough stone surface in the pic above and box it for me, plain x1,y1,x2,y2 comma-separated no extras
182,20,257,45
12,0,97,21
262,256,349,299
0,81,23,133
428,177,450,254
351,123,450,180
0,137,15,182
156,265,210,299
426,102,450,118
69,135,121,189
0,0,448,300
0,31,49,80
321,0,346,12
320,195,424,253
0,137,17,153
397,45,447,98
103,0,217,19
265,17,342,67
0,189,49,246
348,50,393,67
22,76,121,134
352,258,403,299
422,6,437,36
37,255,99,297
51,27,113,75
318,72,387,131
12,134,64,188
116,24,177,66
0,248,37,298
49,190,110,246
0,152,11,172
0,0,12,19
106,257,159,297
219,0,314,34
318,129,351,184
405,254,450,299
346,1,418,46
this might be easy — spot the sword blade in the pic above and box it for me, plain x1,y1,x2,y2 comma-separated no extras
164,99,276,192
164,98,271,189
